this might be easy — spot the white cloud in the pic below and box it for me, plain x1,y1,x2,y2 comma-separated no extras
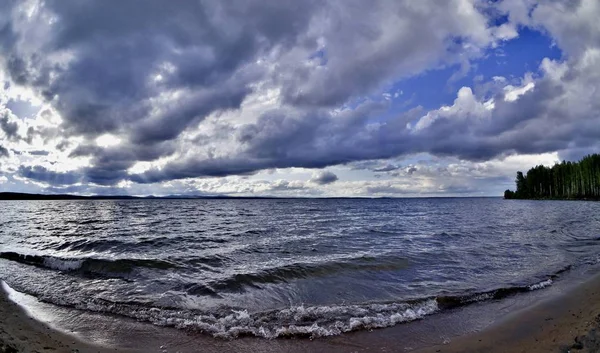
410,87,491,131
95,134,122,148
503,81,535,102
0,0,599,197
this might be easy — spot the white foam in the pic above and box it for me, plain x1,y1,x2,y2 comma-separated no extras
528,279,552,291
465,292,494,303
65,298,439,339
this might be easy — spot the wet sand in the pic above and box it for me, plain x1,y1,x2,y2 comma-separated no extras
415,272,600,353
0,284,137,353
2,273,600,352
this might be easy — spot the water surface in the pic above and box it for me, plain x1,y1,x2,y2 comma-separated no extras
0,198,598,338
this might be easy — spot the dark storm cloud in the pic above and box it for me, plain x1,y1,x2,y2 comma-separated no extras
18,165,81,185
2,0,600,189
128,157,263,183
1,0,493,186
558,147,599,162
89,71,596,185
0,0,321,183
310,171,339,185
129,101,392,183
132,55,600,183
0,109,42,144
125,101,465,183
129,83,250,145
3,0,320,137
0,113,18,141
55,140,71,152
70,141,177,185
0,145,8,158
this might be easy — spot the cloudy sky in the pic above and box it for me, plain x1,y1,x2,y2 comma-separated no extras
0,0,598,197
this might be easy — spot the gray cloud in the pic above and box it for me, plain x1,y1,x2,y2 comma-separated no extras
0,112,18,141
18,165,82,185
310,171,339,185
1,0,599,193
269,180,307,191
70,141,177,185
127,67,595,183
372,164,402,173
0,145,8,158
0,0,321,182
278,0,492,108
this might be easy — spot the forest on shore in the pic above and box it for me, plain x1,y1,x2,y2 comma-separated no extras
504,154,600,200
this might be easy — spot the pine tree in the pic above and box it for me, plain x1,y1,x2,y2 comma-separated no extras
506,154,600,200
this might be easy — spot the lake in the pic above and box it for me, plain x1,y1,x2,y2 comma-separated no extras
1,198,599,338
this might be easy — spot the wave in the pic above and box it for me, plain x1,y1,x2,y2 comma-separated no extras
39,295,441,339
0,251,570,339
528,279,552,290
50,235,230,253
0,251,177,278
4,275,560,340
436,277,558,310
33,275,557,339
208,255,410,292
54,238,126,252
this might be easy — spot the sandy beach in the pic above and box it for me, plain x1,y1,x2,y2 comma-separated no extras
0,285,138,353
1,272,600,353
414,272,600,353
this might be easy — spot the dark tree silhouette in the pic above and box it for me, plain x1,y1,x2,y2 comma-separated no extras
505,154,600,200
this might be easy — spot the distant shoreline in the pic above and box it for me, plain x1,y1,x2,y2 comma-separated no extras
0,192,500,200
0,192,263,200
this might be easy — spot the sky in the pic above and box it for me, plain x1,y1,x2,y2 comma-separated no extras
0,0,599,197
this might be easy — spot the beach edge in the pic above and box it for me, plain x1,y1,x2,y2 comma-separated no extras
414,271,600,353
3,272,600,353
0,282,140,353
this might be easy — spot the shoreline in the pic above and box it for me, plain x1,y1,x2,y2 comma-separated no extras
0,283,138,353
415,272,600,353
2,273,600,352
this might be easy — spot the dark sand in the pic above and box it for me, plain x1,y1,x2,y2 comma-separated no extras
0,285,137,353
2,273,600,352
415,273,600,353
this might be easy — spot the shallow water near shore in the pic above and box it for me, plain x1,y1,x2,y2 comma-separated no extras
1,198,600,340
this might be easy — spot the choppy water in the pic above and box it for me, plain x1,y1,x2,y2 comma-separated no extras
0,198,599,339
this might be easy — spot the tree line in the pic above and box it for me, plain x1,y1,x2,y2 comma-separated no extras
504,154,600,200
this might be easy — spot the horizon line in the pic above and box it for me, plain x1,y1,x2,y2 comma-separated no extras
0,191,502,200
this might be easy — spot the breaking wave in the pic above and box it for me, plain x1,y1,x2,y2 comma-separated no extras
207,255,410,292
0,249,566,339
34,295,442,339
3,276,559,339
0,251,177,279
46,275,555,339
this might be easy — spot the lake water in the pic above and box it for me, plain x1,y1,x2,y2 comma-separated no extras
0,198,599,339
